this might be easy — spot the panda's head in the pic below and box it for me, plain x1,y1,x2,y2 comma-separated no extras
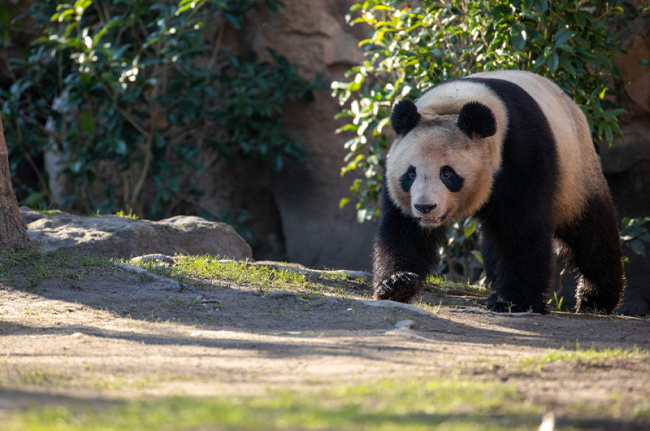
386,98,498,228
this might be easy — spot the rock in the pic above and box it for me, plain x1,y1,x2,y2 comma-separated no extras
131,254,177,266
18,206,66,224
263,291,297,299
310,297,342,309
111,262,183,292
394,320,415,329
23,210,252,260
239,0,377,271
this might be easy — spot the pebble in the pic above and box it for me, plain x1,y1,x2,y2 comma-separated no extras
394,320,416,329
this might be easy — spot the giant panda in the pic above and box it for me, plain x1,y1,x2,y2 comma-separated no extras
373,70,625,314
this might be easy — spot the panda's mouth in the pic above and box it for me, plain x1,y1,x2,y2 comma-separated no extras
418,211,449,226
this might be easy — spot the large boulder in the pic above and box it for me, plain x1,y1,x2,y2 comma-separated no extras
21,208,252,260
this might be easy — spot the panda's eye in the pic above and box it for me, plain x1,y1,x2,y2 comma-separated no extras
407,166,416,180
400,165,417,193
440,165,465,192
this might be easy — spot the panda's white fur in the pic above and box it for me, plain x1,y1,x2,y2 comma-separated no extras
386,70,600,228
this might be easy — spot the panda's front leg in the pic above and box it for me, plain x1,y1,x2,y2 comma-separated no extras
372,191,446,303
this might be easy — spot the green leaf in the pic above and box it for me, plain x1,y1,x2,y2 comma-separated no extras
532,55,547,69
599,87,608,99
510,26,526,51
52,8,74,22
558,55,577,75
533,0,548,12
604,125,613,144
547,52,559,73
554,29,575,47
73,0,92,16
79,109,95,135
470,250,484,265
628,239,646,256
463,218,477,238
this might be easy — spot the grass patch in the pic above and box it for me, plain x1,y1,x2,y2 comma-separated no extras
114,209,139,220
0,249,111,281
426,274,488,297
125,255,369,297
10,368,74,387
8,378,544,430
520,345,649,371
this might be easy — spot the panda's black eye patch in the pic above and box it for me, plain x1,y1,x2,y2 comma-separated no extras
440,165,464,192
401,165,416,193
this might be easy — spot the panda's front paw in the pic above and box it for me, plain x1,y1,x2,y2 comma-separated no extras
373,272,422,303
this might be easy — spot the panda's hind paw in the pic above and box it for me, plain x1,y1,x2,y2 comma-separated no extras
374,272,422,303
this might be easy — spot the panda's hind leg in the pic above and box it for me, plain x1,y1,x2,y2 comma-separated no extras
555,193,625,314
481,218,554,314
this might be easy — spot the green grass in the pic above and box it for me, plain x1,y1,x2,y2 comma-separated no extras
0,249,110,280
520,345,649,370
426,274,488,296
124,255,366,297
13,368,73,387
8,378,544,431
114,209,139,220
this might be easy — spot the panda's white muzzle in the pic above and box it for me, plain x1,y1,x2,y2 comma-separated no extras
413,203,448,226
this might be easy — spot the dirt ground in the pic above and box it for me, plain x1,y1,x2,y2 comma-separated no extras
0,259,649,429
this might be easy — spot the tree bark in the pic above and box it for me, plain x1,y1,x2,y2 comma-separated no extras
0,114,34,251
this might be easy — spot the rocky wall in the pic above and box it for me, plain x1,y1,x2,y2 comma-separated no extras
605,10,650,314
237,0,377,270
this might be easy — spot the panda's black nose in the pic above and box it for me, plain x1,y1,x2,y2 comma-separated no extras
414,204,437,214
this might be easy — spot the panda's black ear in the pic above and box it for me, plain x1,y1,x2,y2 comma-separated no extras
457,102,497,139
391,99,421,136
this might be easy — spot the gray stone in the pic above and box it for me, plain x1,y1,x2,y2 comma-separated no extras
263,291,297,299
310,297,342,309
23,210,252,260
18,206,65,224
131,254,177,266
394,320,415,329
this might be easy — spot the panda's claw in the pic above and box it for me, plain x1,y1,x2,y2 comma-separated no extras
377,279,394,297
374,272,422,303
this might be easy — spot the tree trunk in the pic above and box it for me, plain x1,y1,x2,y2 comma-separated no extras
0,114,34,251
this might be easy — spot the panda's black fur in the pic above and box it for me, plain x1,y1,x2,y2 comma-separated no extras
457,101,497,139
373,71,625,314
390,99,421,136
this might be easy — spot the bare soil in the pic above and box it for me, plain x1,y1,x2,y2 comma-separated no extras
0,259,649,429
